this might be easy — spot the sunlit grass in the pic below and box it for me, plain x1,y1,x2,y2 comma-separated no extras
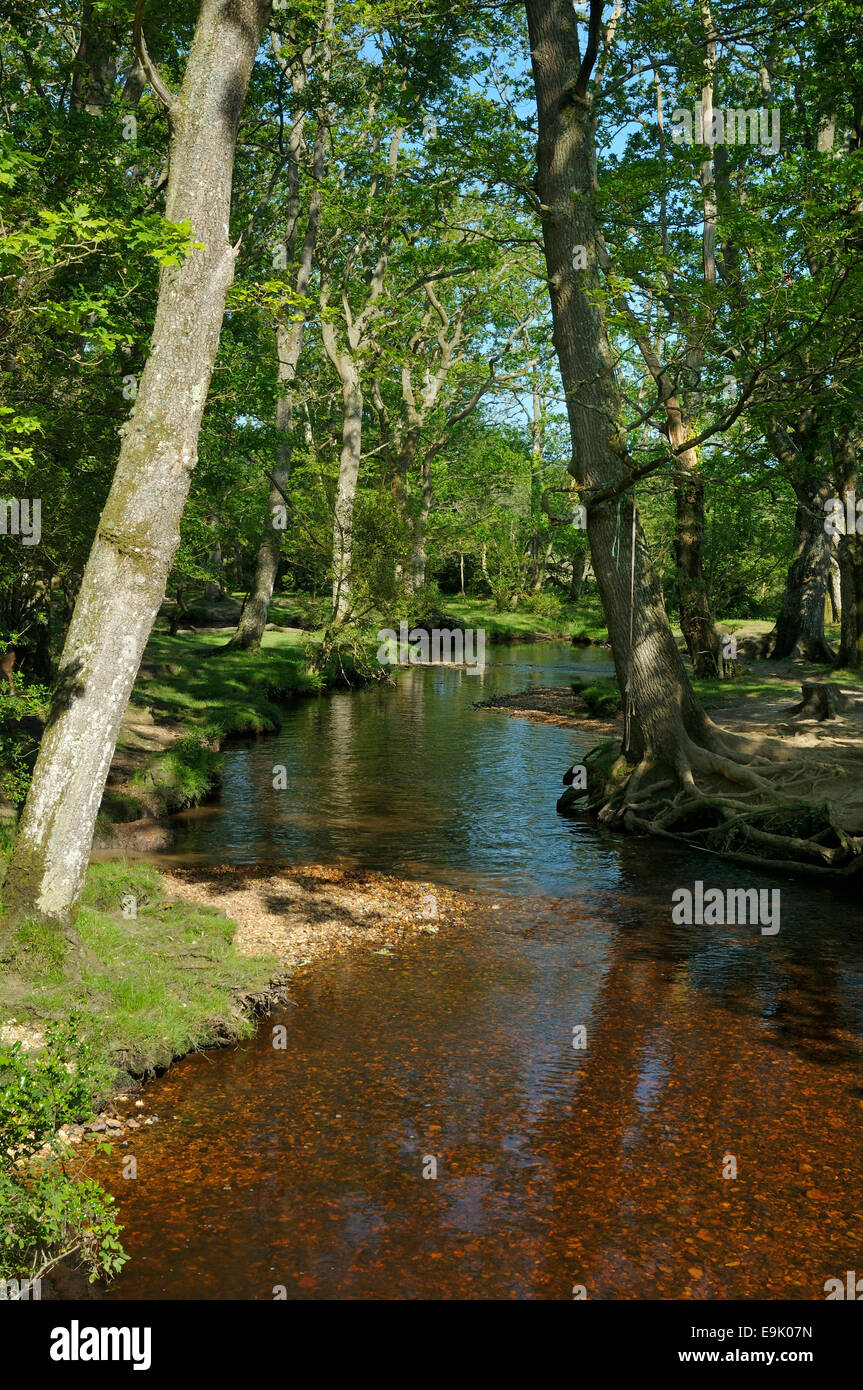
0,861,279,1089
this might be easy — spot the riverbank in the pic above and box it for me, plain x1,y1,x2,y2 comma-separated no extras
0,857,477,1082
0,849,478,1284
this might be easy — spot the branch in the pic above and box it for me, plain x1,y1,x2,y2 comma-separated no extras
133,0,177,117
574,0,605,101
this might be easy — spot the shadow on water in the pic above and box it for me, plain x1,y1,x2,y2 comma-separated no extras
55,643,863,1300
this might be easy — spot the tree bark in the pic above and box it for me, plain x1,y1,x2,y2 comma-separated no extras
833,433,862,667
69,2,120,116
409,454,433,590
227,13,331,650
829,551,842,624
327,363,363,623
766,469,835,663
2,0,271,943
525,0,711,772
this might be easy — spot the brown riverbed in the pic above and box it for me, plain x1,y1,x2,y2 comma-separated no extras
47,643,863,1299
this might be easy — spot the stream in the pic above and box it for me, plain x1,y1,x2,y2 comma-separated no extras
58,642,863,1300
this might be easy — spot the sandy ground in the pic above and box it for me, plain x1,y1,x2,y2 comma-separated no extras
162,862,479,971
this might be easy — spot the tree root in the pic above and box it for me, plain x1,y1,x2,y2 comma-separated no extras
575,719,863,876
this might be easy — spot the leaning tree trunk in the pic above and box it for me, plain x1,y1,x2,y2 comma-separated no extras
2,0,271,946
766,474,835,663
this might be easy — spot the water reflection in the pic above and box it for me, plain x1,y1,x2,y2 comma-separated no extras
169,644,619,896
53,643,863,1300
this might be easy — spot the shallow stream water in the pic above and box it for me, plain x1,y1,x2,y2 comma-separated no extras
57,643,863,1300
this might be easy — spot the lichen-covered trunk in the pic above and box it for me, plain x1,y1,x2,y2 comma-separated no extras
767,475,835,663
2,0,270,941
525,0,708,767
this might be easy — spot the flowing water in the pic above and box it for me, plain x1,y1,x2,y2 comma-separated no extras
58,643,863,1300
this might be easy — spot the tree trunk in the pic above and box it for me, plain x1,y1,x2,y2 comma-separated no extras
408,454,432,591
569,548,586,601
228,317,303,650
834,435,861,668
203,514,222,602
2,0,271,944
328,365,363,623
836,538,858,666
673,464,726,677
525,0,710,773
69,2,119,116
766,473,835,663
829,551,842,624
227,19,330,650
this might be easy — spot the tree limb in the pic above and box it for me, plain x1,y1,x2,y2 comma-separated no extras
133,0,177,117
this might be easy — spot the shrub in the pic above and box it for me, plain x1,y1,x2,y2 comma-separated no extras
0,1016,127,1284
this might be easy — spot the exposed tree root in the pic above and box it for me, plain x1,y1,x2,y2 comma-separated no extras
576,717,863,876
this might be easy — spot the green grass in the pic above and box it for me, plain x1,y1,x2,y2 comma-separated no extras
0,861,279,1092
442,594,608,644
134,628,323,742
692,674,801,708
571,678,622,716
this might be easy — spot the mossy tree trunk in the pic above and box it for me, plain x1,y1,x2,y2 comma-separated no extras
2,0,271,946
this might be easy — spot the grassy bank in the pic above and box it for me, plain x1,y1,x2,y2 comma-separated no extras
441,593,607,644
100,628,323,826
0,854,280,1085
0,848,280,1285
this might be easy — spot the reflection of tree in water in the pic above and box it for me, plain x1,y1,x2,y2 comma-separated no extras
609,833,863,1072
525,892,863,1299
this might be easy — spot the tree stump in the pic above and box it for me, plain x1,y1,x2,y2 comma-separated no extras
789,682,849,721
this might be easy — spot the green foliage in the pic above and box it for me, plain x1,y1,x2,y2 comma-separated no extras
0,1016,127,1283
0,675,50,807
572,679,623,717
0,1017,97,1152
